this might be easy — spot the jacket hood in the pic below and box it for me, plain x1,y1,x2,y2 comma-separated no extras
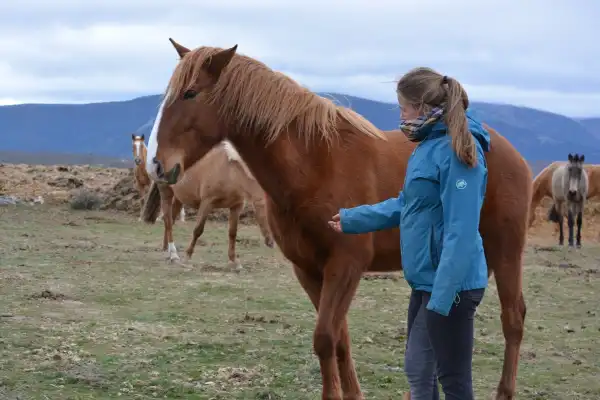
425,109,491,152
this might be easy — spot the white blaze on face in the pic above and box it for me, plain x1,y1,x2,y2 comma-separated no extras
133,139,142,159
146,97,167,181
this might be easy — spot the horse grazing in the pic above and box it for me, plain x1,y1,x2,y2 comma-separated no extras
529,161,600,227
146,40,531,400
547,153,588,247
131,133,185,223
142,140,274,267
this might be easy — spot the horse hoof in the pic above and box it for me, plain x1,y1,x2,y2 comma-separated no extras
265,237,274,248
228,260,243,271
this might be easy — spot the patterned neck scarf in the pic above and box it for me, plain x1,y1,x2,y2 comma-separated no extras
399,106,445,143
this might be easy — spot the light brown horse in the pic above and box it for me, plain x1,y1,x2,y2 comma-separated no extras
131,133,186,223
529,161,600,227
142,140,274,267
147,40,531,400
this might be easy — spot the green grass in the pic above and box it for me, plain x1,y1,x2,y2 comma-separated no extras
0,204,599,399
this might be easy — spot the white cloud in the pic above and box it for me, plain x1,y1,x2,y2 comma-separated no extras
0,0,599,117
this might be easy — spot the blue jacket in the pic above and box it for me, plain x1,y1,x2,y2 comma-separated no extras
339,114,490,316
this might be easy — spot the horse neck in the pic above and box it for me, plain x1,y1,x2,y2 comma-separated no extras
227,132,315,211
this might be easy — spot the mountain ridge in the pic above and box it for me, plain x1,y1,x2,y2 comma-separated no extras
1,93,599,165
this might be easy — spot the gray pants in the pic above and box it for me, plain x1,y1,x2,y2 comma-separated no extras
405,290,440,399
404,289,484,400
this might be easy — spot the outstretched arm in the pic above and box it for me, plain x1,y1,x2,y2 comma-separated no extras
339,193,404,234
426,151,487,316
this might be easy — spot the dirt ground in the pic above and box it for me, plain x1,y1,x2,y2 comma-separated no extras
0,163,599,399
3,162,600,239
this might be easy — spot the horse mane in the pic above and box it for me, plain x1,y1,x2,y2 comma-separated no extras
165,46,386,147
221,140,256,181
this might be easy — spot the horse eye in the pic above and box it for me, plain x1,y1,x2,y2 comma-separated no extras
183,89,197,100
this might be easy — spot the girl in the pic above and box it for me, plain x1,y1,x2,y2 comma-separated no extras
329,67,490,400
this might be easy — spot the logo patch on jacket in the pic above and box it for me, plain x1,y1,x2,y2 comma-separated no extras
455,179,467,190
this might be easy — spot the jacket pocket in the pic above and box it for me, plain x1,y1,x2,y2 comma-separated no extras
429,226,439,269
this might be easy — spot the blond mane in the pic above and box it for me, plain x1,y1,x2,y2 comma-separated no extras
165,46,386,146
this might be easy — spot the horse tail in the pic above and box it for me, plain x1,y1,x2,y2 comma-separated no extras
547,203,560,223
141,181,161,223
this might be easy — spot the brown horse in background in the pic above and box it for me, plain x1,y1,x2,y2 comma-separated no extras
529,161,600,227
147,40,531,400
142,140,274,268
131,133,185,223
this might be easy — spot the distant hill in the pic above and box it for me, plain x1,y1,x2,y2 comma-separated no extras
0,150,131,168
579,118,600,140
1,93,600,165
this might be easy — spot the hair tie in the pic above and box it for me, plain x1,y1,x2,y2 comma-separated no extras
442,76,448,84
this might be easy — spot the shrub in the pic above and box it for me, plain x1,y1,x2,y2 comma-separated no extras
69,188,102,210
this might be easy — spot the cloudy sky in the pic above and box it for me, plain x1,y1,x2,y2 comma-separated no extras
1,0,598,117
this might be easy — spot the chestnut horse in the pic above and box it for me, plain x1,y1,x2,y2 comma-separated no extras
529,161,600,228
147,40,531,400
131,133,185,223
142,140,274,267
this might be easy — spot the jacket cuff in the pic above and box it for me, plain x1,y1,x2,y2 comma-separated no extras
426,296,452,317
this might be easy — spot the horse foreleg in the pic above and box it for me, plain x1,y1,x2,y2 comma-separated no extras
576,210,583,248
558,213,564,246
293,264,362,399
314,251,365,400
138,187,145,222
227,204,243,270
159,186,180,263
567,210,575,247
171,197,183,226
492,259,526,400
336,319,362,399
184,200,213,262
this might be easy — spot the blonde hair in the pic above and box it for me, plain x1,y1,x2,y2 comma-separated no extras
396,67,476,167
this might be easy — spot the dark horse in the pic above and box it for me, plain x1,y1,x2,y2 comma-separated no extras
147,40,532,400
547,153,588,247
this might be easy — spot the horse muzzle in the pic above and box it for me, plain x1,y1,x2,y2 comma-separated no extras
134,158,142,165
152,157,181,185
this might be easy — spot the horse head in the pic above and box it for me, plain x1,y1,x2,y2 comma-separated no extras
131,134,145,166
146,39,238,185
566,153,585,201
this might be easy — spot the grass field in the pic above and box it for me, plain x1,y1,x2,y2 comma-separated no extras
1,204,599,399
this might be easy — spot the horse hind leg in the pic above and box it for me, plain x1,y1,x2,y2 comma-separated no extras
488,250,526,399
227,204,243,271
251,197,274,248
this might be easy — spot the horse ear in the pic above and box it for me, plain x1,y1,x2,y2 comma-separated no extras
204,45,238,80
168,38,190,59
131,133,135,140
580,154,585,163
568,153,573,162
141,134,145,141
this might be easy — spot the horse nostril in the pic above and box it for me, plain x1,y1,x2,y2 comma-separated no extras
154,161,163,177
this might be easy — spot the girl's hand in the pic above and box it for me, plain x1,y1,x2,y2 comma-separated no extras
328,213,343,233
